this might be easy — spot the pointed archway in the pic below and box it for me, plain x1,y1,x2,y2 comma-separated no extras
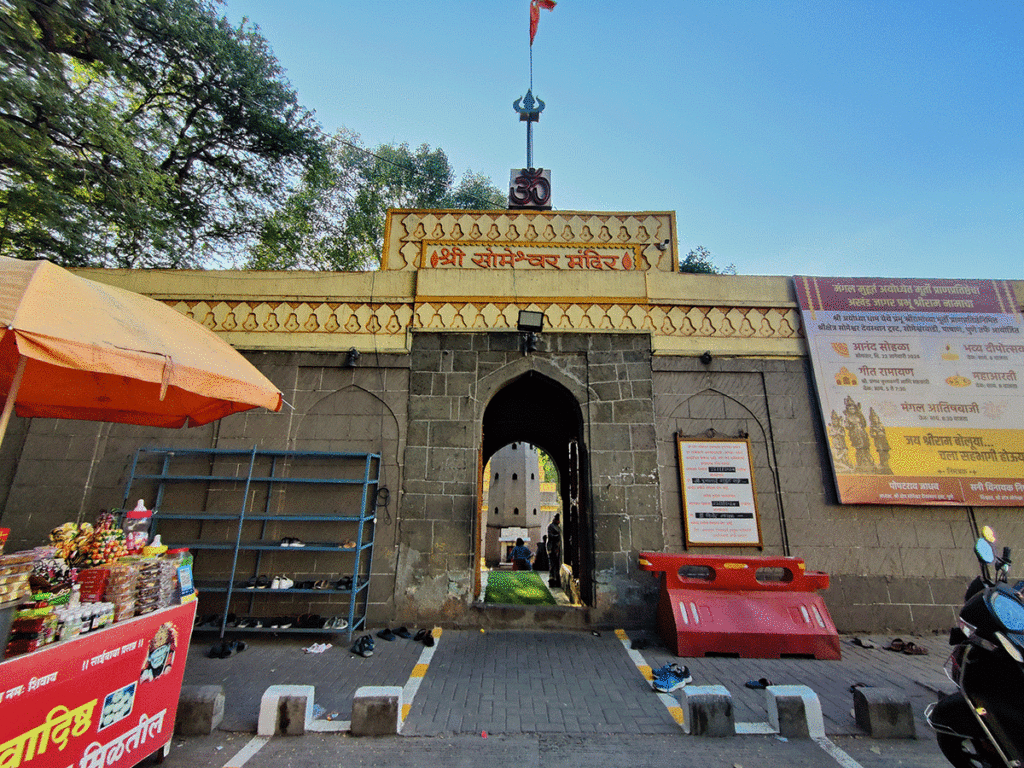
479,372,593,605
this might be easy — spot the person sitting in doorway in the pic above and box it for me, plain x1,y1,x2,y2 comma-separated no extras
508,538,533,571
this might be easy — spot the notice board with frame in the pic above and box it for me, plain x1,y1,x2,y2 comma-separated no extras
676,435,763,548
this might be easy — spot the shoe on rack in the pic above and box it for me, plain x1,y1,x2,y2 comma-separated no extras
290,538,306,547
278,576,294,590
270,576,282,589
652,665,692,693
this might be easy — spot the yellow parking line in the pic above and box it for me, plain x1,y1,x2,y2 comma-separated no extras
400,627,442,727
615,628,685,731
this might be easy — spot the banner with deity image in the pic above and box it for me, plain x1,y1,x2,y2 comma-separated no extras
794,276,1023,506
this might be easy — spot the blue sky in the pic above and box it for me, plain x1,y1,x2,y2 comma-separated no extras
221,1,1022,280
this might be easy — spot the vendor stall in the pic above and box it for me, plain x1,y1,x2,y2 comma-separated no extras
0,600,196,768
0,256,284,766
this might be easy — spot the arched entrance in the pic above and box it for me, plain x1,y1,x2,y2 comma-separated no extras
477,372,593,605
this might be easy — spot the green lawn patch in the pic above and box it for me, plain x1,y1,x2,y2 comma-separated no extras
483,571,557,606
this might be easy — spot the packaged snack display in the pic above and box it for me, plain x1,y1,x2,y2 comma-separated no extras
0,552,34,604
105,559,139,621
135,557,163,615
78,566,111,603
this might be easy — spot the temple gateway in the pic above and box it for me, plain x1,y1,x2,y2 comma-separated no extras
2,207,1021,634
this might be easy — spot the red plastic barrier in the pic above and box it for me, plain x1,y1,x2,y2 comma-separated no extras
638,552,841,660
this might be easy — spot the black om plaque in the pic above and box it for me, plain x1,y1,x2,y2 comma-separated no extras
508,168,552,209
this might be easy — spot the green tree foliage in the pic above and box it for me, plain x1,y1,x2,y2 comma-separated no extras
0,0,321,267
248,131,505,271
537,448,558,484
679,245,736,275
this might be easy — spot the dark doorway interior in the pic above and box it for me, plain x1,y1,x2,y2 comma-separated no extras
481,372,593,604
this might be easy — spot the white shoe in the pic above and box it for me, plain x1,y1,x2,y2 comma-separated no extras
279,576,294,590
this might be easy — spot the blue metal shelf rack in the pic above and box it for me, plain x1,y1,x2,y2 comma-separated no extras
121,447,380,639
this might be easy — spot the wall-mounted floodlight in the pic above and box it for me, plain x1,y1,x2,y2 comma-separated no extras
517,310,544,354
517,310,545,333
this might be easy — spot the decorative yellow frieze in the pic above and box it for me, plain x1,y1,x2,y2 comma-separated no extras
156,295,803,356
71,208,1021,359
383,209,678,273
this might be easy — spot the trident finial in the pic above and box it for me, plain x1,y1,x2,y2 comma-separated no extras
513,89,545,168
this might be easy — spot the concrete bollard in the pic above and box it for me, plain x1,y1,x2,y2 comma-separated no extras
175,685,225,736
258,685,315,736
681,684,734,737
764,685,824,739
351,686,403,736
853,686,915,738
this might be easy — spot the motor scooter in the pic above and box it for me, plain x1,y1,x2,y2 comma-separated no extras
926,526,1024,768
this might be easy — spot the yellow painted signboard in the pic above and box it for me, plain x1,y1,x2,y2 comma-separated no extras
795,276,1023,506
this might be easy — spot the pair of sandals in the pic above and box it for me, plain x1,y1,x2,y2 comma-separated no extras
207,640,246,658
351,634,374,657
414,628,436,647
884,638,928,655
376,626,414,641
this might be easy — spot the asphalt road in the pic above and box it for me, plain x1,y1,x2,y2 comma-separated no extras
154,731,955,768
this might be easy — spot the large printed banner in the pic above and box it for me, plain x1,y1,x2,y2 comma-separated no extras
795,276,1023,506
0,601,196,768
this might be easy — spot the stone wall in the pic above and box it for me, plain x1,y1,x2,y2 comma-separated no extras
396,330,661,628
0,351,409,626
651,355,1023,635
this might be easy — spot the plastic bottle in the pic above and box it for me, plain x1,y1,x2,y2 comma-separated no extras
123,499,152,553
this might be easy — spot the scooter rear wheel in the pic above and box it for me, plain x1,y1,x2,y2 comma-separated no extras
936,733,1001,768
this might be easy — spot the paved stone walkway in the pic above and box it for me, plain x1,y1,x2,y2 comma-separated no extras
183,627,953,737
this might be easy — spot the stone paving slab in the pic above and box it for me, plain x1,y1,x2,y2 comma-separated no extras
641,631,950,735
182,628,952,736
183,630,424,731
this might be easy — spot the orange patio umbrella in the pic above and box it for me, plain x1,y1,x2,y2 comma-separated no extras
0,256,282,445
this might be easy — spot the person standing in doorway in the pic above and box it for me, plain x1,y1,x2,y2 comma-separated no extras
533,534,549,572
547,514,562,587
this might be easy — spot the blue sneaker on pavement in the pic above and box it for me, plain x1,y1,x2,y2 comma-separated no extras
651,662,684,679
652,664,692,692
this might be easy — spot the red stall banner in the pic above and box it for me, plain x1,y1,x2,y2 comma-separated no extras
0,601,196,768
795,276,1023,506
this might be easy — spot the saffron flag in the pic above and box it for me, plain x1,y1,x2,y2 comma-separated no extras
530,0,556,45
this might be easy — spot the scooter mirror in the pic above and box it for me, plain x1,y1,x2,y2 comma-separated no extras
976,538,995,564
981,525,996,543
